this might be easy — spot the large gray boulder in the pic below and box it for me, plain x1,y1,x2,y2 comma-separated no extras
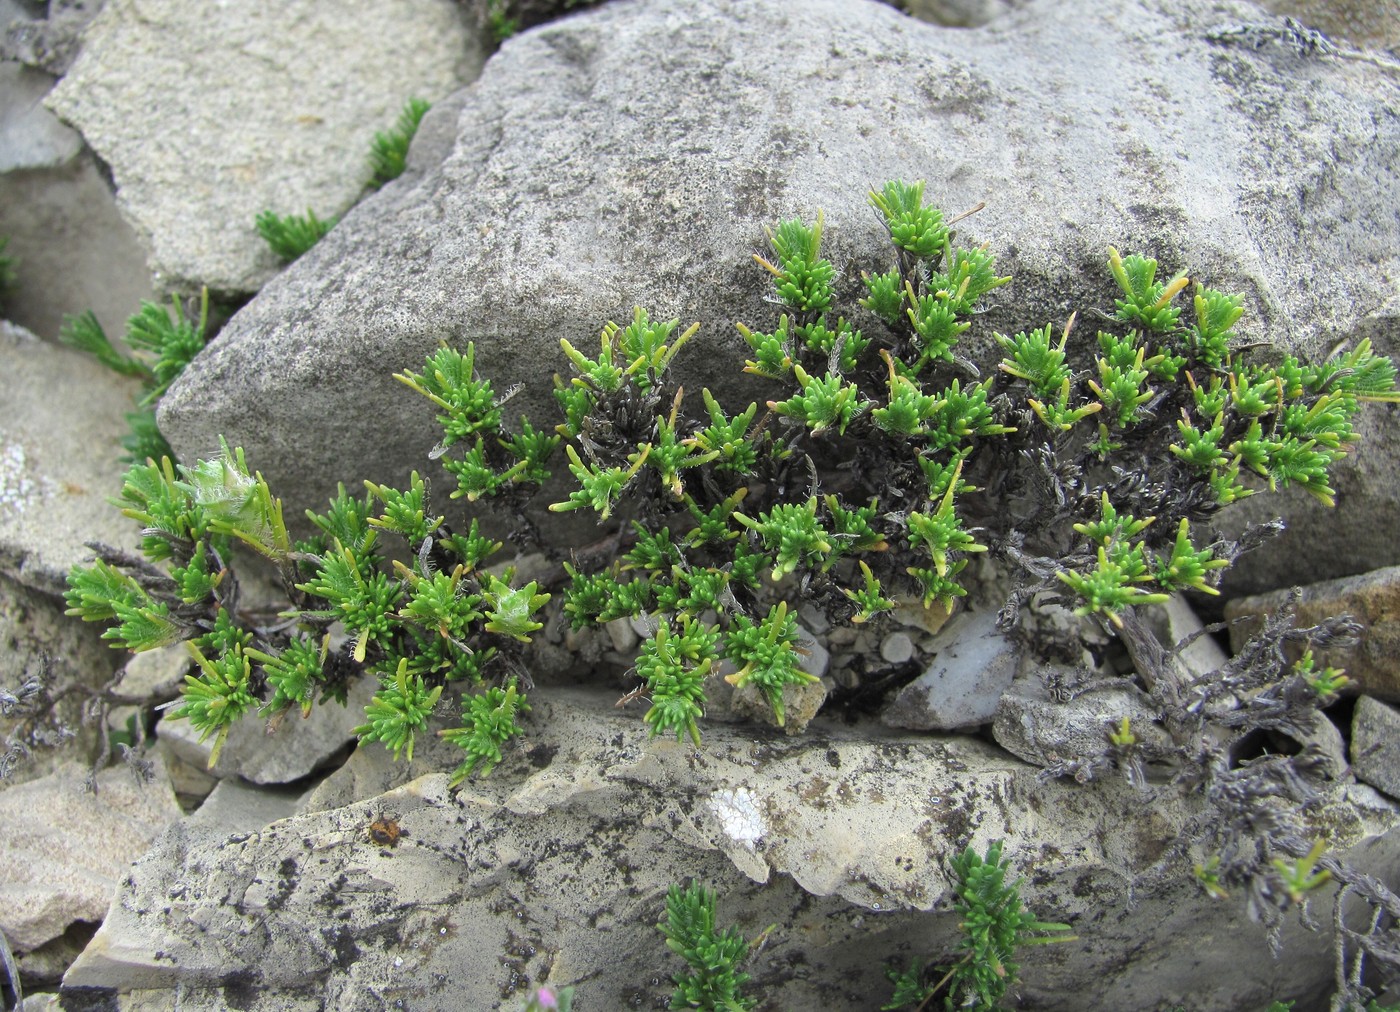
45,0,486,295
61,689,1400,1009
159,0,1400,594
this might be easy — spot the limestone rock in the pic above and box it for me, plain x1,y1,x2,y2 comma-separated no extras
0,755,181,953
0,151,157,341
1352,695,1400,798
58,688,1400,1010
157,0,1400,581
992,667,1173,768
1225,565,1400,703
1,0,103,76
884,606,1017,731
0,320,141,594
0,572,120,786
0,62,81,173
156,672,376,786
46,0,485,294
1150,594,1230,678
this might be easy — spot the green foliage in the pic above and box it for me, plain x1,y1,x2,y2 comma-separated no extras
1272,838,1332,904
755,212,835,315
58,309,152,381
298,540,404,662
734,499,833,580
659,881,759,1011
870,179,948,260
638,618,719,746
183,437,292,560
439,678,529,783
368,97,431,188
61,288,209,467
1107,246,1188,332
551,443,649,520
65,176,1400,823
885,842,1073,1010
0,235,15,308
480,573,550,642
722,602,817,726
1294,649,1350,698
485,0,521,42
768,364,867,435
249,634,327,718
171,642,256,767
366,471,443,546
256,208,336,262
354,658,443,762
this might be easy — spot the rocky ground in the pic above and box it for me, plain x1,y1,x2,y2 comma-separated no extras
3,0,1400,1009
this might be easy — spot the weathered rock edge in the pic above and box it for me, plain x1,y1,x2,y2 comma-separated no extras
64,689,1399,1010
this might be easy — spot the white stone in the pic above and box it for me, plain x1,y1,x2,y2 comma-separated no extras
880,631,915,665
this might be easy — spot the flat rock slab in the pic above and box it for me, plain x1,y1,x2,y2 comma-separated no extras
0,756,182,953
0,320,140,595
158,0,1400,594
156,674,375,786
46,0,484,294
61,688,1400,1011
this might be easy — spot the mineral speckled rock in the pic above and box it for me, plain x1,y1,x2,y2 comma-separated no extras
59,688,1400,1010
0,756,181,954
45,0,485,293
0,320,140,593
158,0,1400,593
1226,565,1400,703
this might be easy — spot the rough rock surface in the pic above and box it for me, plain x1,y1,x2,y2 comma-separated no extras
46,0,485,294
61,689,1399,1010
1225,565,1400,703
0,755,181,954
0,148,157,341
992,668,1174,768
0,320,140,592
0,62,81,173
158,0,1400,590
0,322,139,781
1352,695,1400,798
155,675,375,786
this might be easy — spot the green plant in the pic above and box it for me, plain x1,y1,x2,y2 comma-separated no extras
59,291,210,463
484,0,520,42
368,97,431,188
62,182,1400,1006
659,881,765,1011
0,235,16,310
883,841,1073,1010
254,97,431,265
256,208,337,263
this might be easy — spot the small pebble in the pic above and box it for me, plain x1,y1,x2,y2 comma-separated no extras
605,617,637,653
826,626,859,647
798,602,830,634
880,631,915,664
